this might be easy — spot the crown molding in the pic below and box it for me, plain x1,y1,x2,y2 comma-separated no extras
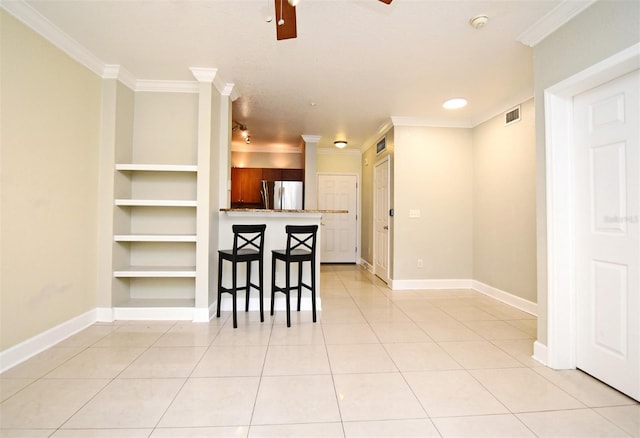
390,116,473,129
222,83,240,101
102,64,137,90
361,118,393,153
190,67,238,99
1,0,105,77
2,1,236,95
471,93,534,127
517,0,597,47
301,135,322,144
189,67,218,83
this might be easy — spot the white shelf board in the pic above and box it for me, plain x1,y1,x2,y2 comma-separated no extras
111,299,197,320
114,234,197,242
115,199,197,207
114,266,196,278
115,298,196,307
116,164,197,172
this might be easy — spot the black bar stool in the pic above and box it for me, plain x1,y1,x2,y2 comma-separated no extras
217,224,266,328
271,225,318,327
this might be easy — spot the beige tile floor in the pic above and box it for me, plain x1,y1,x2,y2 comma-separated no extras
1,265,638,437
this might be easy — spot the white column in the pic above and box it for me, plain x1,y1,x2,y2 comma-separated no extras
190,68,216,321
302,135,321,210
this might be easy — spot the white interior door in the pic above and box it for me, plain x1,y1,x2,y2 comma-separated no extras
574,69,639,400
318,174,357,263
374,158,390,284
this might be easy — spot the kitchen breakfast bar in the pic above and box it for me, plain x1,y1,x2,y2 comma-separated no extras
218,208,347,318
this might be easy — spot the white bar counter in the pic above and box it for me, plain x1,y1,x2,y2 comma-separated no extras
218,209,346,314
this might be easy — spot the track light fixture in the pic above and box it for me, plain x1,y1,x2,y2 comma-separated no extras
232,120,251,144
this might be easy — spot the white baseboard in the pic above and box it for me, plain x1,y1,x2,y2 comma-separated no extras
359,259,374,273
390,279,473,290
472,280,537,316
533,340,548,366
0,309,97,373
1,277,540,373
96,307,114,322
192,304,215,322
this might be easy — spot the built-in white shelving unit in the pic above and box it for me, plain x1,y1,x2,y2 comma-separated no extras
99,71,224,321
113,163,198,307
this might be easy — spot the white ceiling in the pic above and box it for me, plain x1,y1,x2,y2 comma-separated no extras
14,0,572,151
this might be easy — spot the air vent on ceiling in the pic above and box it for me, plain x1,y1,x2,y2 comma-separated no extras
505,105,521,126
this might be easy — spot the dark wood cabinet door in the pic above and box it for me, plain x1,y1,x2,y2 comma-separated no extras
241,168,263,203
231,168,263,205
231,167,242,203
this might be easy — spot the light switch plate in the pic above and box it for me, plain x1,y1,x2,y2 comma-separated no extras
409,209,421,218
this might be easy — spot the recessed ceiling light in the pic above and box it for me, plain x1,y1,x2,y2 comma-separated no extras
443,98,468,110
469,14,489,29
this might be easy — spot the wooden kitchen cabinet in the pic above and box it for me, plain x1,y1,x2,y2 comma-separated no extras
282,168,304,181
261,168,281,182
261,168,304,182
231,168,263,205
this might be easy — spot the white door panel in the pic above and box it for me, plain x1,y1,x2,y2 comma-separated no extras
574,69,639,400
374,158,389,284
318,174,357,263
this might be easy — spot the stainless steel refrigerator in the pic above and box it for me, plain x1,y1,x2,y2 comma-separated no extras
261,180,304,210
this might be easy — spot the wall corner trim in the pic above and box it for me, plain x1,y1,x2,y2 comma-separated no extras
0,309,97,374
533,341,549,366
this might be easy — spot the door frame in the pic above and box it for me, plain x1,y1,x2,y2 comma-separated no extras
316,172,360,263
544,43,639,369
373,156,391,284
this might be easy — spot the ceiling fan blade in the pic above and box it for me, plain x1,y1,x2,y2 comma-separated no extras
378,0,393,4
275,0,297,40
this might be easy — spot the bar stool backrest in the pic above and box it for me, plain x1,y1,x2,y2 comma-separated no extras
232,224,266,256
285,225,318,256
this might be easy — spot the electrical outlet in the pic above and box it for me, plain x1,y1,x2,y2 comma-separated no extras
417,258,424,268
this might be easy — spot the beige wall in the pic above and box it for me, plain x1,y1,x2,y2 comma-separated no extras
360,115,536,301
533,0,640,345
133,92,198,165
473,99,536,301
317,149,361,174
393,126,473,280
0,11,102,350
231,151,303,169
